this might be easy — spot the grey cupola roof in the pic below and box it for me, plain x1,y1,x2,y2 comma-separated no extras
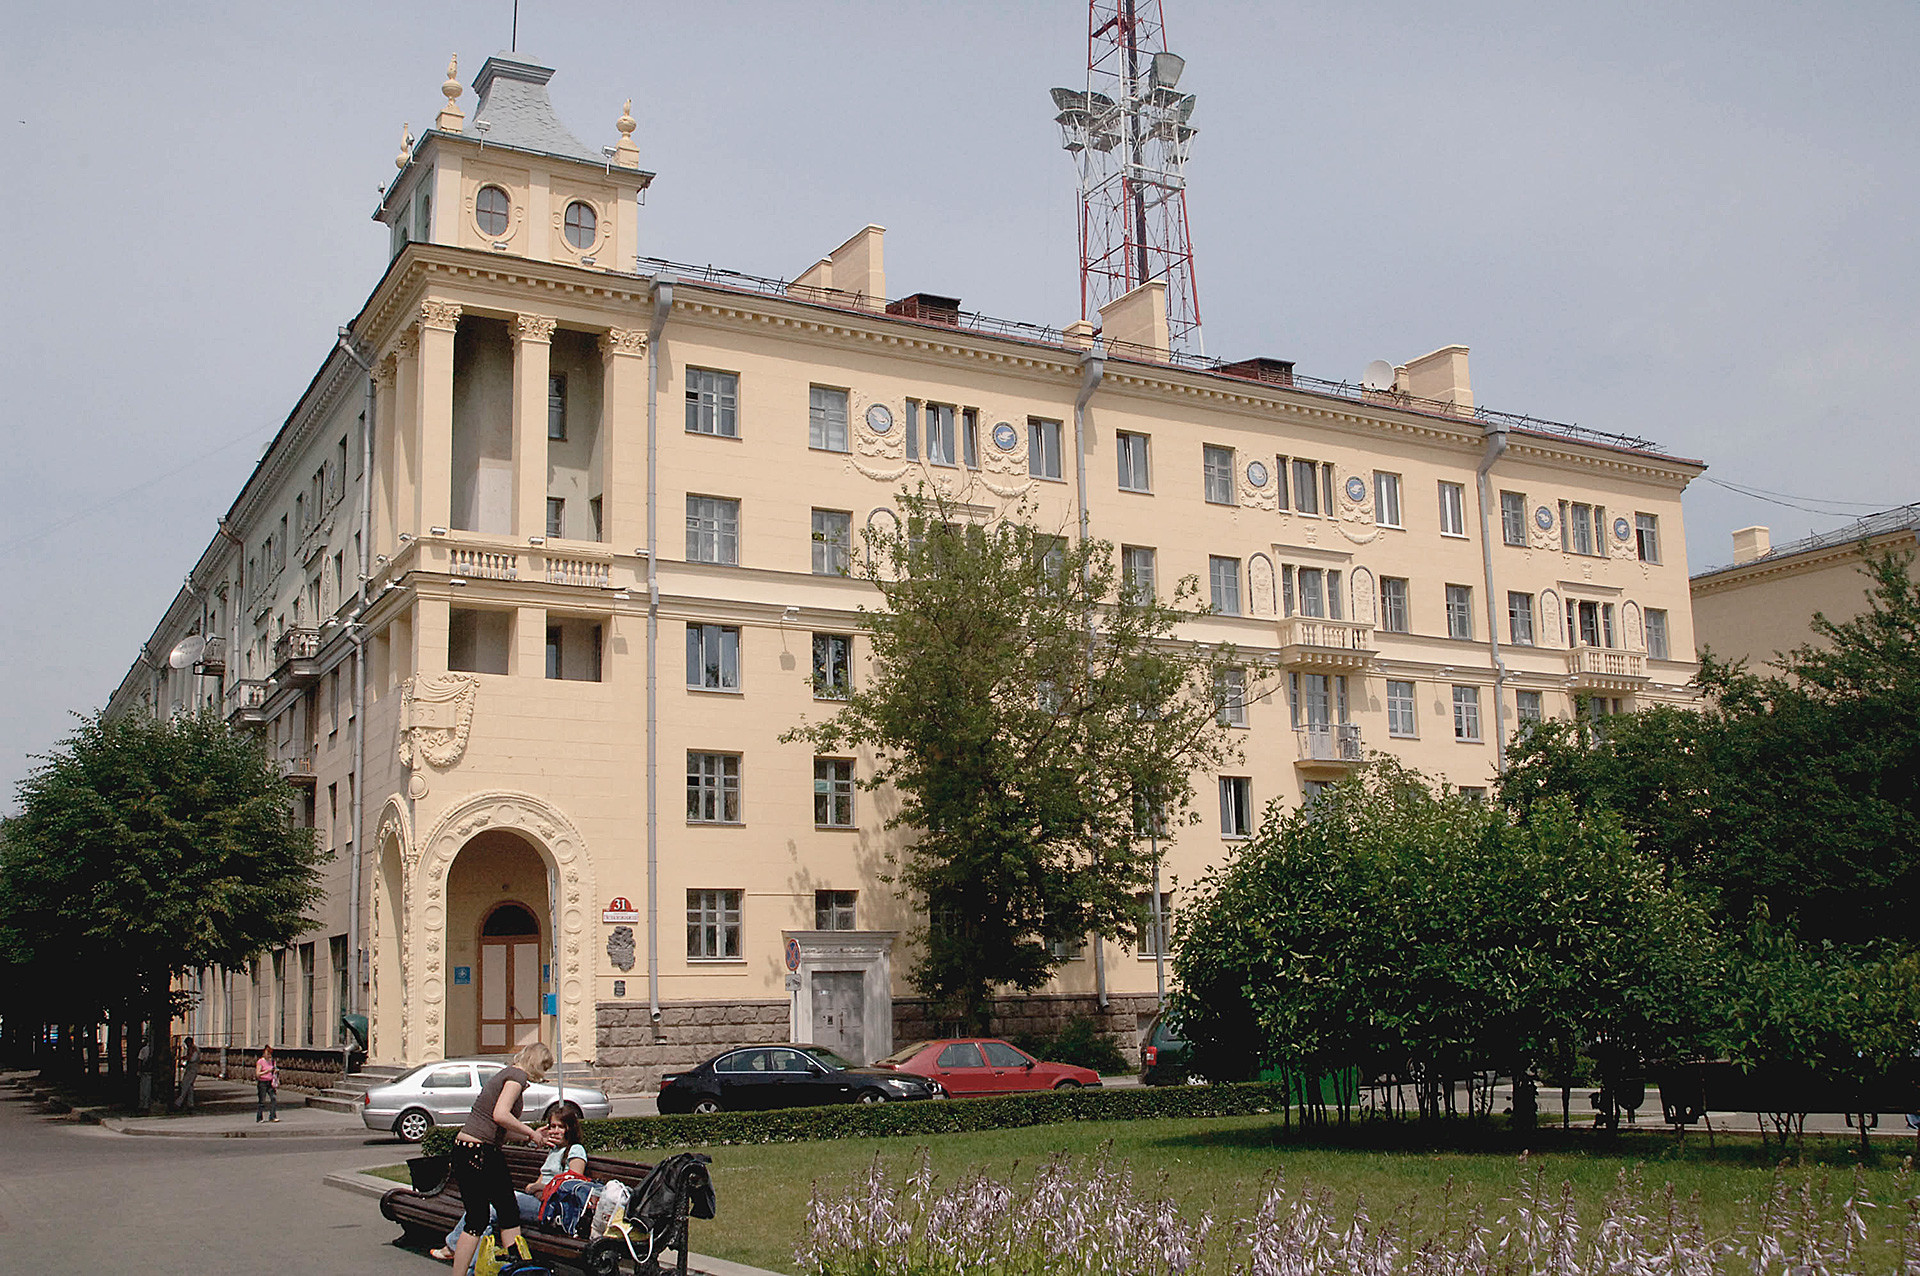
468,54,600,162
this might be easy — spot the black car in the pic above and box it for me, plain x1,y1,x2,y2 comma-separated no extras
1140,1012,1201,1085
657,1043,945,1113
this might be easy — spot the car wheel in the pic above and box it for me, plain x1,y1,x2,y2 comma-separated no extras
690,1098,722,1115
395,1108,435,1143
1054,1080,1082,1090
1184,1072,1207,1086
855,1089,888,1104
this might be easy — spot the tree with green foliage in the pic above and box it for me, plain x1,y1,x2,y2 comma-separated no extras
1501,549,1920,948
1169,759,1717,1122
785,490,1253,1031
1,710,326,1093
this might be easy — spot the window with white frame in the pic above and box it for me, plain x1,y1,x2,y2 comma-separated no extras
685,368,739,437
811,509,851,576
1379,576,1410,632
925,402,958,466
1386,680,1417,737
1451,686,1482,741
1516,689,1544,724
546,497,565,539
1202,445,1235,505
1134,890,1173,957
1288,458,1325,516
685,623,740,691
1117,431,1151,491
686,752,741,824
1439,482,1468,537
1646,608,1670,660
1561,502,1601,556
1500,490,1527,546
1287,566,1342,620
686,495,739,564
814,889,856,930
814,758,854,827
686,889,741,959
809,386,849,452
1508,591,1535,645
1636,513,1661,563
1374,472,1403,527
1028,417,1062,479
1215,668,1248,727
812,633,851,699
1219,776,1253,837
1209,556,1242,615
1121,545,1157,600
962,408,980,468
1446,584,1473,639
548,375,567,440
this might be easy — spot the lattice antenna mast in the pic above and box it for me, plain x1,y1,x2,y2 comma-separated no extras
1050,0,1203,353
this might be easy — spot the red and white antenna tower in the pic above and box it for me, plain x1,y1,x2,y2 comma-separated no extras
1050,0,1203,353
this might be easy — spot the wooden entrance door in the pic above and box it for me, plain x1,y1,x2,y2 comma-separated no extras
478,903,542,1053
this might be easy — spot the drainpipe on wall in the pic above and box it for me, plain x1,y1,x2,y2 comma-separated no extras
644,277,675,1031
1072,342,1108,1009
335,329,377,1070
1473,417,1511,775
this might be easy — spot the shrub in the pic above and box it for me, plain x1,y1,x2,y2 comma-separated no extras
1007,1015,1131,1075
423,1082,1297,1157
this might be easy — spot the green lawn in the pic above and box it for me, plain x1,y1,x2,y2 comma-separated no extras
632,1116,1917,1275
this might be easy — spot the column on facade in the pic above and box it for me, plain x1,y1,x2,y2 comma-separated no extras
387,328,421,542
369,353,399,555
599,327,648,552
414,300,461,535
512,314,557,541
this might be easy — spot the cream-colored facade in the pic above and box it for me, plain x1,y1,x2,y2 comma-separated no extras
1690,508,1920,670
110,54,1704,1090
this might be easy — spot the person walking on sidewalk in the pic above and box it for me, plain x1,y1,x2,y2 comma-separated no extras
172,1037,201,1112
255,1045,280,1122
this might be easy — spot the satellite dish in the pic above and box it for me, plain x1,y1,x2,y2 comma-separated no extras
168,635,206,669
1361,360,1395,391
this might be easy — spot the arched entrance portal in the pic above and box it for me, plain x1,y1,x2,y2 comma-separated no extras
478,903,543,1052
445,829,550,1057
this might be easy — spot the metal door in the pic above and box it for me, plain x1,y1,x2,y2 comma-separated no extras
809,971,865,1062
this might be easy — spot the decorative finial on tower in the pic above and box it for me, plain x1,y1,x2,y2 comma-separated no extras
436,55,465,133
612,98,640,168
396,123,413,169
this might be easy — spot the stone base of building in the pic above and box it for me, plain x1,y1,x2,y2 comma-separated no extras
203,1045,356,1090
593,992,1163,1093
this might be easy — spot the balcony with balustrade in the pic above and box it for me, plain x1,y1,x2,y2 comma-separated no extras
1565,645,1647,691
272,627,323,691
1295,722,1364,774
225,678,269,727
278,753,317,788
1274,616,1376,671
387,531,621,594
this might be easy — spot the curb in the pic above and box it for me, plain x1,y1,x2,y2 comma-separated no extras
94,1112,382,1139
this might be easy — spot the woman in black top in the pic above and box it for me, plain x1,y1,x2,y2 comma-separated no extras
447,1040,559,1272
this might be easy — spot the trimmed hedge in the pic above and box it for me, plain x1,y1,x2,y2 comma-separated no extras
424,1082,1295,1156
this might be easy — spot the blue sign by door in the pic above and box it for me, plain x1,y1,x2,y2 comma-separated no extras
453,966,472,986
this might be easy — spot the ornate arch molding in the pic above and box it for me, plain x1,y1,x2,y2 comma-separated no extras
414,791,599,1056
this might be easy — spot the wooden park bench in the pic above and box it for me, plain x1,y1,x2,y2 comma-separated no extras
380,1145,705,1276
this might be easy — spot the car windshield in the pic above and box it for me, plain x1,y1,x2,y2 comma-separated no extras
875,1041,931,1067
800,1046,857,1070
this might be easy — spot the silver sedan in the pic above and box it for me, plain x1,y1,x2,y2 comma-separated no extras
361,1059,613,1142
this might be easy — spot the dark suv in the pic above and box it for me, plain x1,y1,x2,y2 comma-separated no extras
1140,1012,1199,1085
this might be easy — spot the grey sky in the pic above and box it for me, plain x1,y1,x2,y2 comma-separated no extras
4,0,1916,805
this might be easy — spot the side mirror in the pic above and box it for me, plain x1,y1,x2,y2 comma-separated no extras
1023,1060,1034,1070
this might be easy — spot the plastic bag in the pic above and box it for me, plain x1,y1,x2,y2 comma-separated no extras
474,1230,533,1276
590,1179,630,1240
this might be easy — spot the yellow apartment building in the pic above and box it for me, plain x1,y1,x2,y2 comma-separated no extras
110,54,1704,1090
1690,506,1919,672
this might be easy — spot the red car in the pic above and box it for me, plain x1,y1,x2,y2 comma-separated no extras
878,1037,1102,1096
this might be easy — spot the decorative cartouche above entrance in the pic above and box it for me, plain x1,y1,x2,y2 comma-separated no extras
397,673,480,771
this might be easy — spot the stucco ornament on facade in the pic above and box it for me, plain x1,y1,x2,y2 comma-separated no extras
397,673,480,770
1348,566,1377,626
411,792,598,1062
1336,469,1382,545
1237,459,1278,511
419,299,463,332
1248,554,1277,617
601,328,647,360
850,395,911,482
1529,505,1560,552
513,313,559,344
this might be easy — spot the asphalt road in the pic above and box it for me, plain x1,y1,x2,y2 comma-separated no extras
0,1086,441,1275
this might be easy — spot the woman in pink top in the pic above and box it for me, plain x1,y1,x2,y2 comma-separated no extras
255,1045,279,1122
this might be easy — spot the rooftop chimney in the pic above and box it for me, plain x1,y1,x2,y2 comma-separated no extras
1402,345,1473,411
1098,280,1169,356
1731,525,1772,564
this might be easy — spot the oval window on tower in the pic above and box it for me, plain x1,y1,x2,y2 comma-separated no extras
475,185,511,236
564,200,597,250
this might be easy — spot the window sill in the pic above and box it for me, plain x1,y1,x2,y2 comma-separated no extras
1453,737,1484,745
1204,499,1237,508
809,444,852,456
1118,485,1153,495
1388,732,1418,740
1441,531,1470,540
686,685,744,696
1375,522,1405,532
1221,833,1251,842
814,824,859,832
686,821,746,829
686,430,744,442
686,957,747,965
